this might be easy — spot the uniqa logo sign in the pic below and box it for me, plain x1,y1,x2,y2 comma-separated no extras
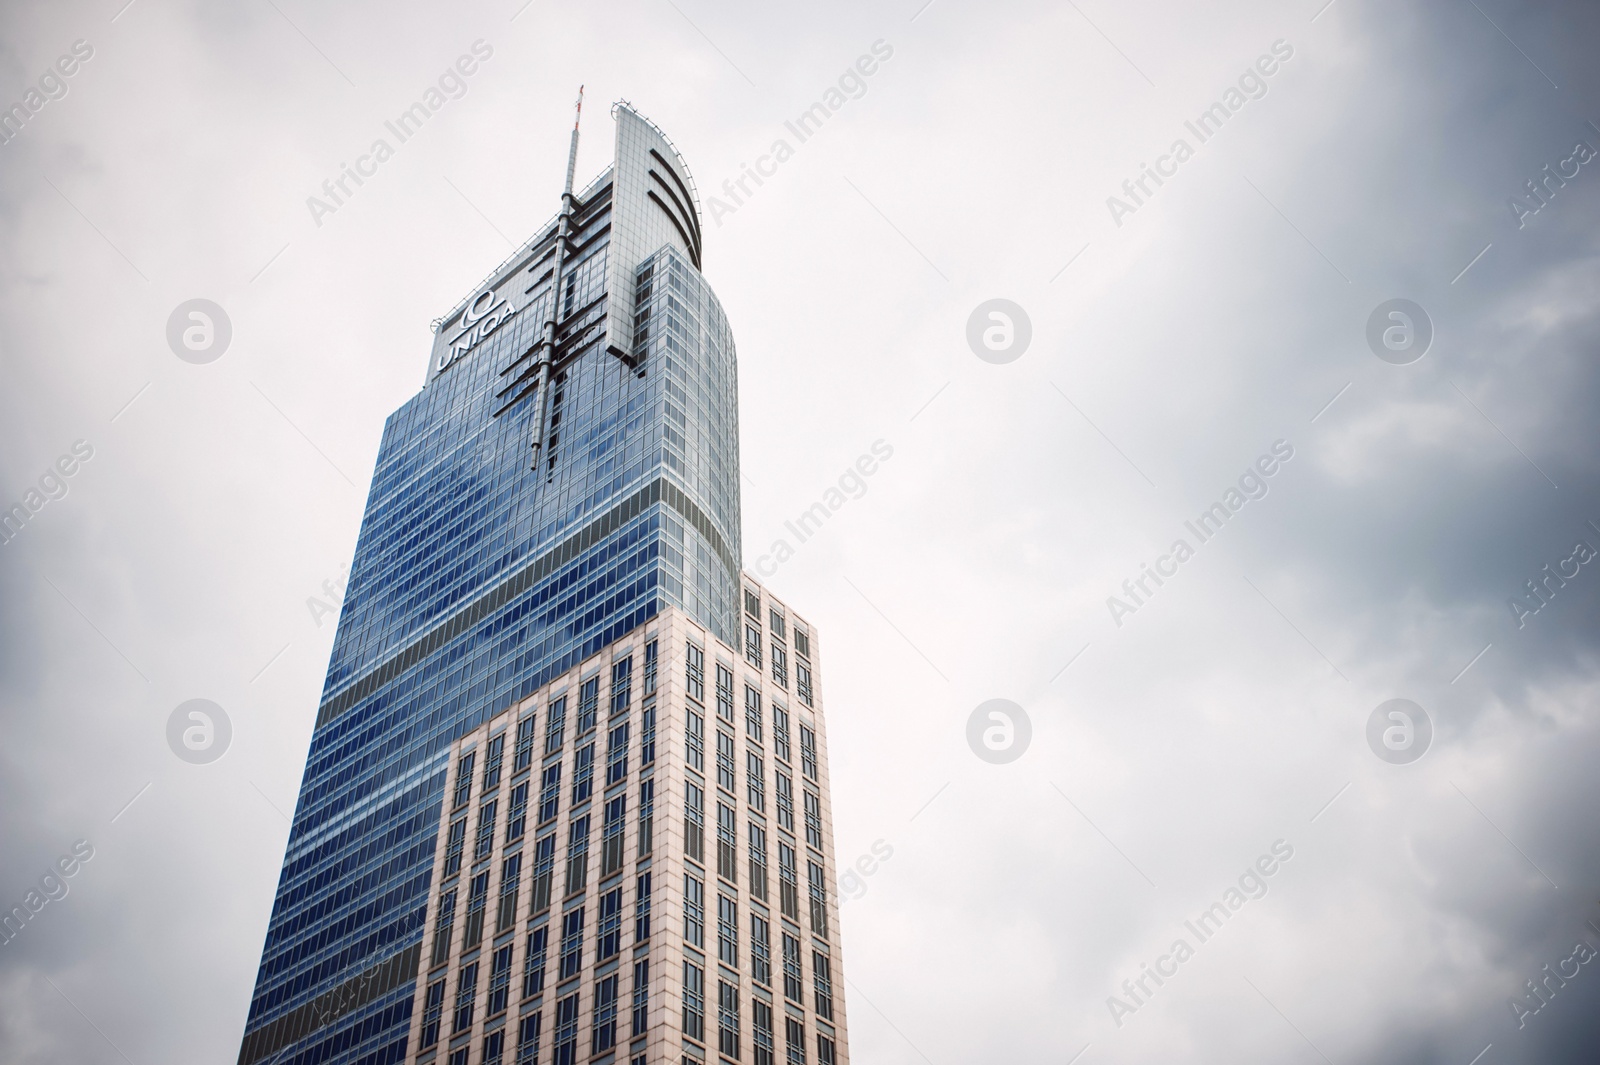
438,287,520,374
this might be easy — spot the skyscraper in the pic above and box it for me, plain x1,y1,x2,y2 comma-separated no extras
237,103,850,1065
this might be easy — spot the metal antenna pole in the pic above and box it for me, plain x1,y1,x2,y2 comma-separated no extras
529,86,584,473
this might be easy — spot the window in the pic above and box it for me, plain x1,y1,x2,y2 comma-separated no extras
529,833,555,914
683,872,705,947
684,780,705,863
745,588,760,617
803,792,823,850
748,822,768,902
506,781,530,843
784,1016,806,1065
454,960,479,1033
793,627,809,660
597,886,623,961
592,973,619,1053
559,907,585,981
565,816,590,896
444,816,467,876
538,764,561,824
601,794,627,876
522,925,548,998
685,643,705,703
431,889,456,966
498,853,522,933
717,895,741,969
631,958,650,1037
775,773,794,833
744,686,763,742
752,998,775,1065
750,913,771,987
553,992,580,1065
610,656,633,717
718,980,741,1059
577,676,600,735
516,1012,542,1065
643,639,658,696
716,732,737,795
781,934,803,1004
637,779,654,858
807,861,828,938
454,752,476,809
816,1034,835,1065
606,721,630,787
745,624,762,669
682,961,705,1042
476,799,499,861
449,1048,469,1065
514,714,538,774
484,734,506,792
640,701,656,767
772,707,791,764
799,724,818,782
484,1029,506,1065
465,869,490,947
635,871,652,942
488,942,514,1016
771,644,787,689
747,751,766,813
717,803,738,884
812,952,833,1019
796,661,812,708
686,707,705,771
545,696,567,755
572,743,595,804
421,978,445,1047
716,664,735,723
778,843,799,922
768,609,786,641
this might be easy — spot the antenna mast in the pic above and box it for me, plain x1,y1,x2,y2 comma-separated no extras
564,86,584,194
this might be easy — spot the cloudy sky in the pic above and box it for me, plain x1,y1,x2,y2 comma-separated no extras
3,0,1600,1062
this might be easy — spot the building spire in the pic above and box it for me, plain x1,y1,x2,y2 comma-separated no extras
564,85,584,195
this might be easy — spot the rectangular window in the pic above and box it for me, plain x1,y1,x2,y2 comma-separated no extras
516,1012,542,1065
592,973,619,1053
476,799,499,861
538,764,561,824
484,734,506,792
752,998,775,1065
684,780,705,864
745,624,762,669
747,751,766,813
807,861,828,938
643,639,658,696
816,1034,835,1065
444,816,467,877
686,643,706,703
577,676,600,735
498,853,522,933
514,713,538,774
565,816,590,897
781,934,803,1004
453,960,479,1033
610,656,633,717
522,925,548,998
571,742,595,804
454,751,476,809
431,889,456,967
771,644,787,689
506,780,530,843
606,721,630,787
488,942,514,1016
559,906,585,981
748,822,768,902
778,843,799,922
465,869,490,948
793,627,809,660
811,952,833,1019
630,958,650,1038
772,707,791,764
796,661,812,708
449,1046,468,1065
545,696,567,755
717,802,738,884
784,1016,806,1065
750,912,771,987
745,588,761,617
484,1028,506,1065
717,894,739,967
803,791,823,850
768,609,786,641
683,872,704,947
529,833,555,914
553,992,580,1065
635,871,652,942
421,978,445,1048
640,701,656,767
718,980,741,1060
716,664,735,723
597,886,623,961
601,793,627,876
744,686,763,742
685,707,705,771
799,725,818,782
775,774,794,834
682,961,705,1043
637,778,654,858
716,731,737,795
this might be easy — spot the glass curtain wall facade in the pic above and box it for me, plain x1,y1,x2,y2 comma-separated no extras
237,104,741,1065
